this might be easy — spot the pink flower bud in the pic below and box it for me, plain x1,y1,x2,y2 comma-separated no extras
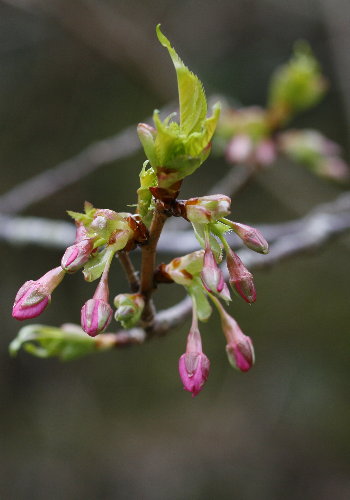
178,325,210,397
230,222,269,254
226,336,255,372
201,243,225,294
185,195,231,224
218,306,255,372
61,238,94,273
12,266,65,320
81,253,113,336
74,221,88,243
81,298,113,337
226,249,256,303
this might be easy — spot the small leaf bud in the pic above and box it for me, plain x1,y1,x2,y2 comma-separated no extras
114,293,145,328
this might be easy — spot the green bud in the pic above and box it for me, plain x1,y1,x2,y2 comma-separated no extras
114,293,145,328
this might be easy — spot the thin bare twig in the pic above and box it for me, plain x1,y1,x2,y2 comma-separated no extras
117,251,140,293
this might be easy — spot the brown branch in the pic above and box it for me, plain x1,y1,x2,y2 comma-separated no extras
117,251,140,293
139,200,170,326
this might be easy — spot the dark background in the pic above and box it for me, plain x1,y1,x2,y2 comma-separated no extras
0,1,349,499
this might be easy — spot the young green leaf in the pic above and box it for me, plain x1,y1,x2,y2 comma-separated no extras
156,24,207,136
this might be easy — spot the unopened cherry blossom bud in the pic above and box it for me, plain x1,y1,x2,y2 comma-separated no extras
81,298,113,337
226,335,255,372
74,221,89,243
12,266,65,320
226,248,256,303
81,253,113,336
178,321,210,397
185,195,231,224
214,299,255,372
229,221,269,254
201,243,225,294
114,293,144,328
61,238,94,273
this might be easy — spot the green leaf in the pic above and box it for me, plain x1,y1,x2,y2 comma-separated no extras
9,324,98,361
156,24,207,136
185,102,221,157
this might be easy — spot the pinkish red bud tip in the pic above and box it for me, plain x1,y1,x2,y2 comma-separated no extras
61,238,94,273
226,249,256,303
226,337,255,372
12,266,65,321
81,298,113,337
201,244,225,294
12,280,50,320
179,352,210,397
232,222,269,254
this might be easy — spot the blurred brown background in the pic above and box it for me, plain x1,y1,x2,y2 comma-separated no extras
0,1,349,499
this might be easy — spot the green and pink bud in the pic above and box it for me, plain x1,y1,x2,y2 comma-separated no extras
81,255,113,336
178,323,210,397
229,221,269,254
185,195,231,224
12,266,66,320
226,248,256,303
201,242,230,301
61,238,94,273
215,301,255,372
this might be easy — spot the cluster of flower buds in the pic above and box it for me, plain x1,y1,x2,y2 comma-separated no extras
12,203,148,337
158,193,268,396
216,106,277,167
212,43,350,184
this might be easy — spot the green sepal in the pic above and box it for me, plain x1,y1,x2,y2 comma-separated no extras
9,324,98,362
137,161,157,218
191,222,223,260
83,246,114,282
187,277,212,322
210,220,232,238
67,201,96,226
